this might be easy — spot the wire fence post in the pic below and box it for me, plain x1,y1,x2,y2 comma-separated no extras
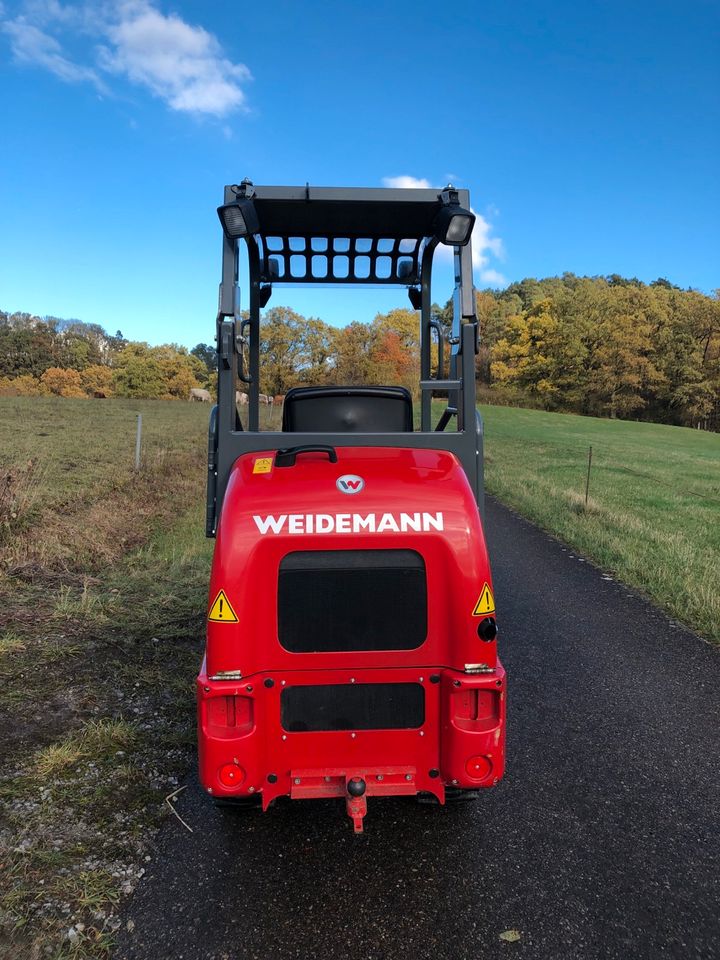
584,444,593,507
134,414,142,470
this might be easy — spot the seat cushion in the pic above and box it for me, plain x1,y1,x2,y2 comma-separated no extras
281,386,413,432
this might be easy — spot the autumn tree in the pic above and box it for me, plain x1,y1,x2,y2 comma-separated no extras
258,307,309,395
111,343,165,399
331,322,377,385
191,343,217,378
154,345,205,399
0,374,46,396
80,364,114,397
587,309,664,417
40,367,86,398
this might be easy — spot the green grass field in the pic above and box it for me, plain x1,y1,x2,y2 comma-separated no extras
479,404,720,642
0,396,209,513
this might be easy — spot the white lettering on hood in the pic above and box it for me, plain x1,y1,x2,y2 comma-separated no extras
252,512,444,535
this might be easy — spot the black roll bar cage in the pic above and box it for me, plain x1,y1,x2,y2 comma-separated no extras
207,182,484,536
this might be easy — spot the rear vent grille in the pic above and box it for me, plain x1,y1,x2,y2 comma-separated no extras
281,682,425,731
278,549,427,652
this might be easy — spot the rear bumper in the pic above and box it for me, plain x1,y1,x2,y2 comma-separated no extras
197,661,506,809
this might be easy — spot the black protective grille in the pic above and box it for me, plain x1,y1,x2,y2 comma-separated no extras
281,683,425,732
258,235,424,285
278,550,427,652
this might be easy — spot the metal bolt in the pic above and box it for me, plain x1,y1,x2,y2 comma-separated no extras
419,730,425,737
451,779,458,785
248,786,255,793
405,774,413,781
419,676,424,682
294,777,301,785
324,776,332,782
350,732,357,739
246,684,253,692
350,677,356,683
453,679,461,687
207,787,213,794
496,679,502,687
281,735,287,741
203,686,210,693
376,774,384,781
492,777,499,785
281,680,286,686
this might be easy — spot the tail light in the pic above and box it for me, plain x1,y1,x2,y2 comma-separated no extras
206,695,254,739
218,763,245,788
465,755,493,781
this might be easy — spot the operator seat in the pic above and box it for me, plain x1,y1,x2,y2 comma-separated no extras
282,386,413,432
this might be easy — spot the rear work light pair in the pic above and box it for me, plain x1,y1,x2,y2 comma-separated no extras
217,186,475,247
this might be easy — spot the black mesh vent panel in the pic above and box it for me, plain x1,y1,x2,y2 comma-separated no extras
278,550,427,652
281,683,425,731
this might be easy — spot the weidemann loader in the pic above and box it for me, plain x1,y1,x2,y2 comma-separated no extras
198,181,506,832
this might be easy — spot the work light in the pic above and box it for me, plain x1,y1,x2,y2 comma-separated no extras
433,203,475,246
217,199,260,240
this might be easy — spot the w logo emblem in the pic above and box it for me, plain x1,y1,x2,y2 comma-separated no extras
336,474,365,494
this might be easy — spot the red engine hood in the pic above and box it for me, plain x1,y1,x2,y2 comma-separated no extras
206,447,497,677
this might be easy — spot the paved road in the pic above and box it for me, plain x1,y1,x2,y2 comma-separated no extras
115,498,719,960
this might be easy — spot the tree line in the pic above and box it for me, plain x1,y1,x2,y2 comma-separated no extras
475,275,719,427
0,314,213,400
2,274,718,429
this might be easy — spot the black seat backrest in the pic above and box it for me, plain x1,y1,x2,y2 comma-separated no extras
282,386,413,432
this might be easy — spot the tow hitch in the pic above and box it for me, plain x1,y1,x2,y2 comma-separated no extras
346,777,367,833
288,766,424,833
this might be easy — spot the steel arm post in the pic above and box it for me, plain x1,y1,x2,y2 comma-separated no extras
420,239,438,431
247,236,261,431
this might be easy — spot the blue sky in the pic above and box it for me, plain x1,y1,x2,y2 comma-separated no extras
1,0,718,348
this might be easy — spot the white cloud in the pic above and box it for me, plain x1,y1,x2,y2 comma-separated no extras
479,268,507,287
382,175,432,189
1,1,251,117
380,173,506,284
471,209,504,266
2,19,105,88
98,2,250,116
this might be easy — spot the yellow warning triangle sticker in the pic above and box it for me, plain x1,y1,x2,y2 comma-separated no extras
208,589,238,623
472,583,495,616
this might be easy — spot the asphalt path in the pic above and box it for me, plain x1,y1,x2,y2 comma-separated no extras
115,497,719,960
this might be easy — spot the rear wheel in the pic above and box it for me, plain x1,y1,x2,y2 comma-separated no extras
417,787,480,805
212,794,263,811
444,787,480,803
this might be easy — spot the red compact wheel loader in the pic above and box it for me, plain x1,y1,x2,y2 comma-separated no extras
198,181,506,832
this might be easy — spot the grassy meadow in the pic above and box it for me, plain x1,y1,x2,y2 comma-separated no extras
0,395,209,516
0,398,213,958
478,404,720,643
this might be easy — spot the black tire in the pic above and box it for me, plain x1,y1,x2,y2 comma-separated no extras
417,787,481,806
212,794,262,811
444,787,480,803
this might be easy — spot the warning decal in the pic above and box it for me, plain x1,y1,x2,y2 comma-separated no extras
472,583,495,616
253,457,273,475
208,590,239,623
